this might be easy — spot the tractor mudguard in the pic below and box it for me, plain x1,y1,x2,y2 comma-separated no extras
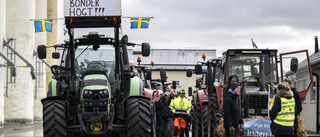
197,90,209,109
129,76,144,97
47,79,59,97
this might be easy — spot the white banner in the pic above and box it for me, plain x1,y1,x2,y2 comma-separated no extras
64,0,121,17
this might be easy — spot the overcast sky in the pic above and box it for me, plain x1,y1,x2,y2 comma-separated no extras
58,0,320,57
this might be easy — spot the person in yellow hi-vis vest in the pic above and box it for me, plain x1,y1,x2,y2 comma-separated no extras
270,83,295,137
169,89,191,137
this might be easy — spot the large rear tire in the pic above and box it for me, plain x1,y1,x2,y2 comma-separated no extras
43,99,67,137
126,98,152,137
208,92,220,137
196,95,202,137
202,104,209,137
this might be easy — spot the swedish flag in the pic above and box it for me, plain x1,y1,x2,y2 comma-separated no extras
268,87,274,111
34,20,53,32
130,18,150,29
251,39,258,49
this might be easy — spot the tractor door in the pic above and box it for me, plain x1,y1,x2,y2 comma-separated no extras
279,49,313,102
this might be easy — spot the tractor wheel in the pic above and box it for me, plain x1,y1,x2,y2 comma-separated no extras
151,100,157,137
208,92,221,137
126,98,152,137
202,104,209,137
191,96,197,137
196,95,202,137
42,99,67,137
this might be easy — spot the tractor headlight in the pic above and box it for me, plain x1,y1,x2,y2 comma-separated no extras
84,90,89,95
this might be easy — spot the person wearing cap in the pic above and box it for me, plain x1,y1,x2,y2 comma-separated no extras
169,89,191,137
156,91,174,137
282,78,302,137
223,82,243,137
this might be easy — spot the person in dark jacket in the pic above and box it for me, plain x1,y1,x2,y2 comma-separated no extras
282,78,302,137
223,82,243,137
156,91,174,137
270,83,295,137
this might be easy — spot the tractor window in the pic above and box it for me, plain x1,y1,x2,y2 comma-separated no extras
226,54,277,83
75,44,116,93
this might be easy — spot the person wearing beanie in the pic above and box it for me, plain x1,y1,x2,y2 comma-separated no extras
223,82,243,137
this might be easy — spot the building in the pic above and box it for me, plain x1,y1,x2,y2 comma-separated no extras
128,48,217,98
0,0,57,127
300,37,320,133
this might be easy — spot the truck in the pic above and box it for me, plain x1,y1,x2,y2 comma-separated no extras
36,1,157,136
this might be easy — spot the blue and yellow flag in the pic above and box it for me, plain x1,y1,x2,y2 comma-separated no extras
252,39,258,49
34,20,53,32
130,18,150,29
119,27,123,35
64,27,68,35
268,86,274,111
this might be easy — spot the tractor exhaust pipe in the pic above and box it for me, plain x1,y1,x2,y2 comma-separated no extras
315,36,319,53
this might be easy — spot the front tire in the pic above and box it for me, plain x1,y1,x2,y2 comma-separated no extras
126,98,152,137
42,99,67,137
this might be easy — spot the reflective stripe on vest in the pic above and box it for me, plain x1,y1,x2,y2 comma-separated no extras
274,97,295,126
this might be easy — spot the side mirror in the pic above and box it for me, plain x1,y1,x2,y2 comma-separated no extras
290,58,298,72
52,52,60,59
121,35,128,45
172,81,177,89
195,79,201,88
195,65,202,74
37,45,47,59
186,69,192,77
146,69,152,81
160,69,166,82
141,43,150,57
188,87,192,96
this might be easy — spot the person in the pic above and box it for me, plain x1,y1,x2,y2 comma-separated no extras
282,78,302,137
169,89,192,137
270,83,295,137
223,82,243,137
157,91,174,137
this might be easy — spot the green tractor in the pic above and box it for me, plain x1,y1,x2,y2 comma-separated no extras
37,17,155,137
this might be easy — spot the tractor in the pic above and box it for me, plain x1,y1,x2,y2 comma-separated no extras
186,57,223,137
37,6,157,136
187,49,313,137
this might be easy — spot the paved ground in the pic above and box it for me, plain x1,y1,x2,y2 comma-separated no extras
0,123,319,137
0,123,43,137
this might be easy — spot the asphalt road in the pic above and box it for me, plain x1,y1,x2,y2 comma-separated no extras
0,123,192,137
0,123,43,137
1,123,318,137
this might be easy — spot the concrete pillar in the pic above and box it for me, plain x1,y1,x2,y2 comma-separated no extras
33,0,47,122
5,0,35,123
0,0,6,128
46,0,57,92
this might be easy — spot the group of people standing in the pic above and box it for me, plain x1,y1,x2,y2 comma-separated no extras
156,88,192,137
223,78,302,137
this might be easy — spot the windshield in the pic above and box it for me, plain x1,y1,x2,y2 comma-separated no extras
75,44,115,74
226,54,277,83
75,44,116,93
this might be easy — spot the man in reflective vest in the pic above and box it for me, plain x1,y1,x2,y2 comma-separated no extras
169,89,191,137
270,83,295,137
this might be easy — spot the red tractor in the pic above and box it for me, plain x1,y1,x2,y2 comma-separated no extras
186,57,223,137
188,49,313,137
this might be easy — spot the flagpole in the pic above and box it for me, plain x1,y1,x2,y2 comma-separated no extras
268,84,270,117
30,17,154,21
122,16,154,19
29,18,64,21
